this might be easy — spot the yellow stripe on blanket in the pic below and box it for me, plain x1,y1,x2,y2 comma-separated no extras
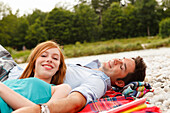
121,104,147,113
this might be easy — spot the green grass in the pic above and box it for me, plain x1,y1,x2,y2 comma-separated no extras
9,36,170,63
63,36,170,58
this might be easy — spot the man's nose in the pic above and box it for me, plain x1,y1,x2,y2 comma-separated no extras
114,59,123,65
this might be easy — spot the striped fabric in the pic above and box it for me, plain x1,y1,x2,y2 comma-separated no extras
79,83,161,113
0,45,16,82
119,81,154,98
79,90,134,113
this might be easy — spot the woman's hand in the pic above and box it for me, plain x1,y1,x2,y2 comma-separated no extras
12,105,40,113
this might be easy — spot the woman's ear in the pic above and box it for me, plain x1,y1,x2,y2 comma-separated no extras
115,80,125,87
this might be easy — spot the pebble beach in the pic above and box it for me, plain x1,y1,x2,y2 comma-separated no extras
19,47,170,113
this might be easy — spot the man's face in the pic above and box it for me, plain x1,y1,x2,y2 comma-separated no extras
101,58,135,84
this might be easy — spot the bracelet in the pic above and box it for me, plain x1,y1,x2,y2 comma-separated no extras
38,104,50,113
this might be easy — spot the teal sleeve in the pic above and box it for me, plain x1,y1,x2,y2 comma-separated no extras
0,77,52,113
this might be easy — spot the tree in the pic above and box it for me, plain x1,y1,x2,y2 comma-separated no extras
45,7,73,44
26,9,48,26
0,32,11,47
162,0,170,9
0,13,18,48
102,2,125,39
121,4,137,37
128,0,136,5
0,2,11,19
163,8,170,19
134,0,159,36
91,0,120,13
25,18,48,49
159,18,170,38
71,3,99,43
0,12,30,50
15,17,29,50
91,0,120,24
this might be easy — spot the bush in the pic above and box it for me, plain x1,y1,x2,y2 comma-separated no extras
146,38,170,49
5,47,17,55
159,18,170,38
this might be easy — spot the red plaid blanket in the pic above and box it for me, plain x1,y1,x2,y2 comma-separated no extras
79,90,161,113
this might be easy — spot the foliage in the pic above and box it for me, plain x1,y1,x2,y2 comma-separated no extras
162,0,170,9
133,0,159,36
63,36,170,58
12,50,31,63
14,17,29,50
102,2,125,39
163,8,170,19
159,18,170,38
0,13,18,47
5,46,17,55
145,37,170,48
91,0,120,13
0,2,11,19
121,4,136,37
25,18,48,49
71,3,99,43
26,9,48,26
0,13,29,50
10,36,170,63
44,7,73,44
0,0,169,50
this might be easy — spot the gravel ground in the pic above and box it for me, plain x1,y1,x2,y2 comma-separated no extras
19,47,170,113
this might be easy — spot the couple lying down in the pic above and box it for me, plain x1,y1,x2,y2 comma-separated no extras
0,40,146,113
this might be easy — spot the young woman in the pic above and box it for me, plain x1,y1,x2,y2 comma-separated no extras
0,41,71,113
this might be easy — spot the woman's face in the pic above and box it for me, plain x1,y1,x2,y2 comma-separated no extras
34,47,61,83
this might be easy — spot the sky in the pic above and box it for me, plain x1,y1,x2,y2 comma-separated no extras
0,0,80,16
1,0,163,17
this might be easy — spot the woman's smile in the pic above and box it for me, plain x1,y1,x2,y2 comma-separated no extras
42,64,53,70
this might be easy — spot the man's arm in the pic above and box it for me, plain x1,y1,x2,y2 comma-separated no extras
13,92,87,113
47,91,86,113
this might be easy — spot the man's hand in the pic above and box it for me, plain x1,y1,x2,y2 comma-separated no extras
47,92,87,113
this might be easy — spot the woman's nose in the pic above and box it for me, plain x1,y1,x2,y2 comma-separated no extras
47,57,52,63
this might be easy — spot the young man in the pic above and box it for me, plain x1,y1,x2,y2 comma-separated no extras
13,56,146,113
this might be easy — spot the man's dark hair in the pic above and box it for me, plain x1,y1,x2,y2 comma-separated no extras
118,56,147,85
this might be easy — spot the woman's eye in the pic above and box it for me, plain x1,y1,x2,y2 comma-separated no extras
41,54,46,57
53,57,58,60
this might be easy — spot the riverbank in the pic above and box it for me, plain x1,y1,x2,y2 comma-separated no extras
19,47,170,112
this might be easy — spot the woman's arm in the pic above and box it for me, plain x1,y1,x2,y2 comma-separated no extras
13,92,86,113
0,82,36,110
12,84,72,113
